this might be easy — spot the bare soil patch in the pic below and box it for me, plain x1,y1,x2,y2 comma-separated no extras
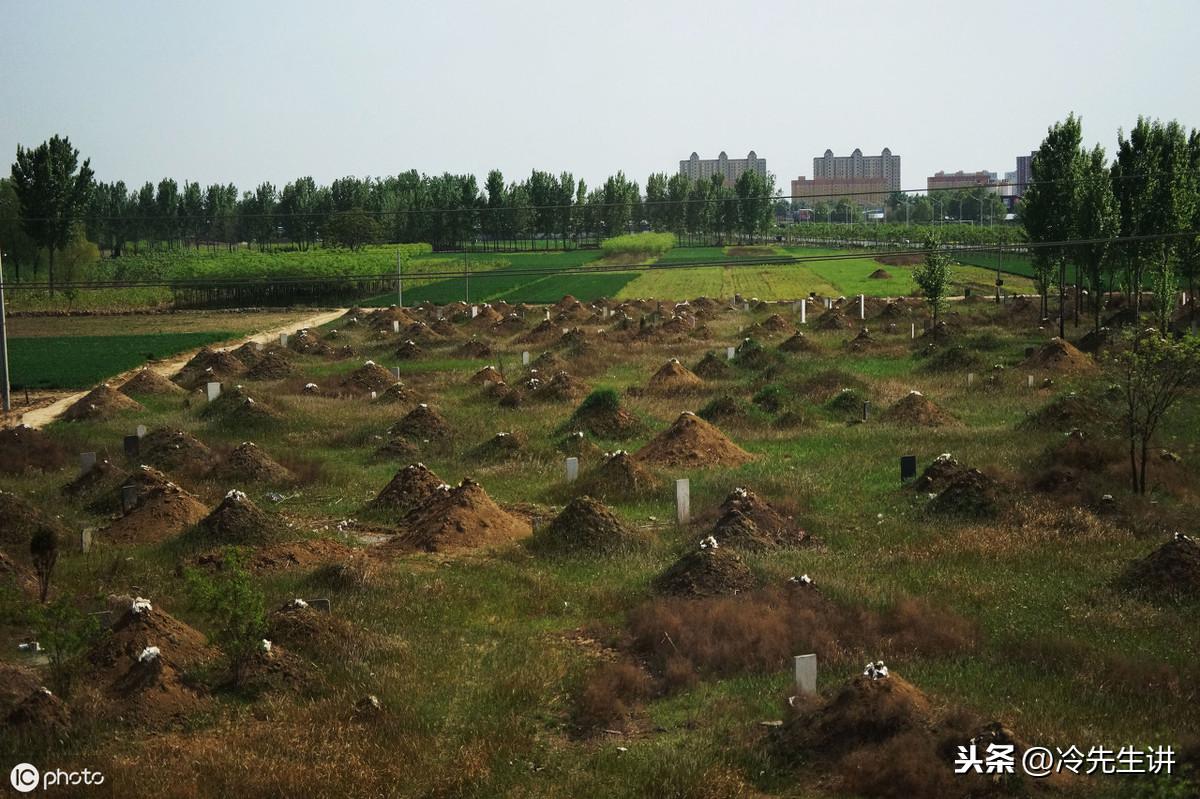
635,412,753,468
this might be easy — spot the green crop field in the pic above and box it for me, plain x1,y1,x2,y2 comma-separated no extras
7,332,233,389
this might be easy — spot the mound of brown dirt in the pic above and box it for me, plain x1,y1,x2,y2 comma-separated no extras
918,320,954,344
1117,534,1200,600
1022,337,1096,373
913,453,967,492
520,320,559,343
868,268,892,279
231,341,266,366
568,398,645,440
556,430,602,458
266,600,360,654
0,424,67,474
394,339,424,360
534,496,647,555
120,368,184,396
195,490,286,546
880,391,957,427
430,318,460,339
173,347,246,389
1075,326,1112,354
470,365,504,386
390,403,451,441
537,370,588,402
530,351,568,374
343,361,397,394
245,350,295,380
575,451,662,501
779,332,815,353
648,359,704,392
6,685,71,736
101,474,208,545
475,431,526,460
635,412,753,468
86,601,214,725
63,383,143,422
1018,391,1108,432
217,441,293,484
712,487,806,549
455,339,494,358
366,382,409,406
287,328,328,354
371,463,445,515
693,351,732,379
928,469,1001,518
918,344,982,373
698,395,753,425
762,314,794,334
653,545,756,598
847,328,877,352
199,387,281,424
140,428,218,475
816,308,852,330
397,478,531,552
0,489,65,550
192,538,358,574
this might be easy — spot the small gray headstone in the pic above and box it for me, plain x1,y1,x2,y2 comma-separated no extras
726,346,735,360
79,451,97,474
471,305,478,318
136,424,147,439
862,401,870,421
565,457,579,482
393,366,401,380
675,478,690,525
1027,374,1035,388
393,320,400,333
205,382,221,402
79,527,94,553
121,484,139,513
967,373,974,387
794,653,817,694
280,333,289,347
522,351,530,365
306,598,331,613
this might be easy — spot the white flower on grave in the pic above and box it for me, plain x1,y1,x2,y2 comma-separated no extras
908,390,924,397
863,660,888,680
18,642,41,652
700,535,719,550
225,489,248,503
733,487,749,499
496,432,510,438
261,639,272,653
364,360,376,367
1175,532,1193,542
39,686,52,696
669,357,679,364
131,597,153,615
418,403,429,409
435,483,452,492
304,383,319,391
788,574,814,587
287,598,309,609
138,646,160,663
1101,494,1114,503
571,431,584,439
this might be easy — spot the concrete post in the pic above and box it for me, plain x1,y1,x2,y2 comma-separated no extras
794,653,817,694
800,298,806,325
859,294,865,320
675,478,690,525
565,457,579,482
280,333,289,347
726,346,735,360
522,351,530,365
205,382,221,402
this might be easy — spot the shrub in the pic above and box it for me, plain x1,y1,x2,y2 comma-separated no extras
576,388,621,415
33,598,101,696
186,547,266,687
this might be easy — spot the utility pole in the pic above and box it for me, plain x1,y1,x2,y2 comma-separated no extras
397,249,403,308
0,247,10,413
464,259,470,304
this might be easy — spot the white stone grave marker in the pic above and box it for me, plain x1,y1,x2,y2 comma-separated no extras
565,457,579,482
675,478,690,525
794,654,817,694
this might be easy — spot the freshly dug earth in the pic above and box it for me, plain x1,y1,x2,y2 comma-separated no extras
216,441,293,484
469,365,504,386
567,396,645,440
474,431,526,460
918,345,982,373
5,684,70,736
1022,337,1096,373
246,350,295,380
192,538,358,574
868,268,892,279
395,340,424,360
0,424,68,474
693,351,732,379
390,404,451,441
537,371,588,402
1117,535,1200,600
779,332,815,353
816,308,852,330
1018,391,1108,433
928,469,1002,518
880,391,957,427
62,383,143,422
455,339,494,358
195,490,286,546
913,453,967,492
101,478,208,545
120,369,185,396
343,362,397,394
266,601,360,654
647,359,704,392
533,495,647,555
397,478,532,552
635,412,753,468
173,347,246,389
374,382,414,405
575,452,663,501
371,462,445,516
653,546,756,597
140,428,218,476
712,487,806,549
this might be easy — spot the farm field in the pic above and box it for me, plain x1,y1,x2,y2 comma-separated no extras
7,332,232,389
1,293,1196,798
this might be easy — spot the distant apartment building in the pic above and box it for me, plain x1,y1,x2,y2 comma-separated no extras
927,170,994,192
811,148,902,193
790,175,891,207
1015,153,1034,192
679,151,766,187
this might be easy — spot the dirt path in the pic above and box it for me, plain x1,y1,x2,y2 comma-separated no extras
16,308,347,429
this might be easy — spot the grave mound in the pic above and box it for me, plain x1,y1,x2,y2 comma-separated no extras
390,403,451,441
575,451,662,501
635,412,753,468
698,395,753,425
399,478,532,552
63,458,129,507
816,308,852,330
430,318,460,339
370,382,413,406
1022,336,1096,373
455,339,494,359
530,351,568,374
653,545,755,598
343,362,397,394
196,490,286,546
519,320,559,343
199,387,281,424
192,538,358,575
474,431,526,461
231,342,266,366
762,314,794,334
913,453,967,492
928,469,1001,518
6,685,71,736
647,359,704,392
217,441,293,484
1018,391,1108,433
538,370,588,402
712,487,806,549
567,391,645,440
692,351,732,378
918,320,955,344
266,600,359,653
0,489,66,550
470,365,504,386
779,332,816,353
880,391,957,427
918,344,982,373
395,340,424,360
63,383,143,422
120,368,184,396
533,495,647,555
173,347,246,389
0,424,68,474
371,463,445,515
1117,535,1200,601
245,350,295,380
287,328,328,354
1075,326,1112,354
140,428,218,475
847,328,876,352
102,477,208,545
556,430,602,458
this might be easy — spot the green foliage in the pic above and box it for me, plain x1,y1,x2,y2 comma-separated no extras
912,234,954,322
577,388,621,415
8,331,230,389
600,232,676,258
186,548,267,687
33,598,101,696
324,209,383,251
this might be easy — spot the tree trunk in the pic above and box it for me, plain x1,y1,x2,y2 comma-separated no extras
48,246,55,297
1138,437,1150,495
1058,259,1066,338
1130,437,1139,494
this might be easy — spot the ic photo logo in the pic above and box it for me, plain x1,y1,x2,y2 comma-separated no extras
10,763,39,793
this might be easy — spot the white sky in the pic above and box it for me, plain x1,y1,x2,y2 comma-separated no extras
2,0,1197,196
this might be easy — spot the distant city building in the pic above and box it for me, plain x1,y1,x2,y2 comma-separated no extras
927,170,994,192
680,151,766,187
790,175,891,207
811,148,902,193
1015,153,1034,192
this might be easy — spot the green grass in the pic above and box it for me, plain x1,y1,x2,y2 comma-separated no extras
7,331,233,389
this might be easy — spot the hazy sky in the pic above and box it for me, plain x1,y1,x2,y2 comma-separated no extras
3,0,1198,196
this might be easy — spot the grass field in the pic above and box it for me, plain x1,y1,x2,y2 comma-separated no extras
7,332,234,389
1,298,1195,797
